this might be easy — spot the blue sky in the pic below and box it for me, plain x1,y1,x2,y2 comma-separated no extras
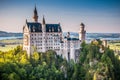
0,0,120,33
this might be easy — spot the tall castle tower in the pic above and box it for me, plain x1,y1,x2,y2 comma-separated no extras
42,16,46,52
79,23,86,42
33,6,38,22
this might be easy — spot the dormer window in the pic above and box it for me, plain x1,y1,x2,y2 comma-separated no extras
58,26,60,32
39,25,41,31
49,27,51,32
33,26,35,32
52,27,54,32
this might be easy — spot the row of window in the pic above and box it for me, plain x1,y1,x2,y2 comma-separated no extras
31,38,42,40
64,41,79,43
37,47,77,50
31,40,60,44
32,41,78,47
32,41,42,43
31,37,60,40
31,44,78,50
31,43,60,46
31,33,61,36
36,47,60,50
31,34,42,36
30,41,79,47
46,47,60,49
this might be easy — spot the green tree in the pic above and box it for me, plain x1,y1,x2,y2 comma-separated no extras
8,72,20,80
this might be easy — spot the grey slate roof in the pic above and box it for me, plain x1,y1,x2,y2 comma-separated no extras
67,38,79,41
46,24,62,32
27,22,42,32
26,22,62,32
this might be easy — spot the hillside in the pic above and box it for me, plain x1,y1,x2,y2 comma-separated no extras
0,31,23,37
0,41,120,80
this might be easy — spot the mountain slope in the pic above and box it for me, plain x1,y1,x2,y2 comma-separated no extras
0,31,23,37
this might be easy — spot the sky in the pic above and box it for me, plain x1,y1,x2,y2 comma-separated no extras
0,0,120,33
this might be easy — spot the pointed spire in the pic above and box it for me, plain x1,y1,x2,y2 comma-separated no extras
42,15,45,24
34,5,37,15
80,22,85,28
33,5,38,22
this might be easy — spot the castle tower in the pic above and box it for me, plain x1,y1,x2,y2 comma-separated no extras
42,15,46,32
102,40,107,47
42,15,45,25
67,32,70,61
42,16,46,52
79,23,86,42
33,5,38,22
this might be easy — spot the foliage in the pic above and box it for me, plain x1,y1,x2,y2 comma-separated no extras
79,41,120,80
0,40,120,80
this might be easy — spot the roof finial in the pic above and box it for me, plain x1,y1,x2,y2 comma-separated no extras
42,15,45,24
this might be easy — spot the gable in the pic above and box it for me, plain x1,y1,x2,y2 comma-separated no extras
23,25,29,33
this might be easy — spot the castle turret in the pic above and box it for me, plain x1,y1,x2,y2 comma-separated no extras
33,5,38,22
42,16,46,52
67,32,70,38
102,39,107,47
42,15,46,32
79,23,86,42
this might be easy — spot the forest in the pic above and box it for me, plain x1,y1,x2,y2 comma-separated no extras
0,40,120,80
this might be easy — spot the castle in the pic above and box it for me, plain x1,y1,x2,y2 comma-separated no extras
23,6,86,62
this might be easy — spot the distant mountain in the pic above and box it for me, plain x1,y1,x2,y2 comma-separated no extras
63,32,120,40
86,33,120,39
63,32,79,38
0,31,23,37
0,31,120,41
